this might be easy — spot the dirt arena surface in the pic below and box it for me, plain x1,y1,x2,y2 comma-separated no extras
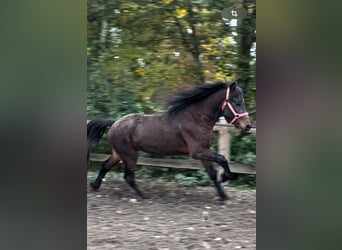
87,179,256,250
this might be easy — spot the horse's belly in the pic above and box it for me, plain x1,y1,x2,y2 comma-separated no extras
135,133,188,155
141,144,188,156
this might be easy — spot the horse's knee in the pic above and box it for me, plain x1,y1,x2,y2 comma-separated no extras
214,154,227,166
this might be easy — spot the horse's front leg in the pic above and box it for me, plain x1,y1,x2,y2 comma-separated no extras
191,149,238,201
201,160,229,201
191,149,238,181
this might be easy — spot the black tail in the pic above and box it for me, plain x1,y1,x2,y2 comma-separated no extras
87,119,115,165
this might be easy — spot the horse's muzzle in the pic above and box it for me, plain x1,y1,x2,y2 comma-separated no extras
244,124,251,132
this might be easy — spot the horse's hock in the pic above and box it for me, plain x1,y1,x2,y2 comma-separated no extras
89,119,256,175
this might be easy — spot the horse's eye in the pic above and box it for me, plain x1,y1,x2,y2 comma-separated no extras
234,98,241,106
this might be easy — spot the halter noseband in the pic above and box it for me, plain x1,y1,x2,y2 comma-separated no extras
221,87,249,124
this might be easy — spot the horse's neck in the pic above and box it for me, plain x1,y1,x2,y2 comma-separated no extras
188,90,225,128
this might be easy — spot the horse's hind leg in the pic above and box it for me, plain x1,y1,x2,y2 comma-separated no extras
121,156,146,199
201,160,229,201
90,152,120,191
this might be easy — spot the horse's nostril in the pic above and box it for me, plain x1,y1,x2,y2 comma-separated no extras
245,125,251,131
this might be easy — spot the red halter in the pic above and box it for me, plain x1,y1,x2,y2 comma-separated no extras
221,87,249,124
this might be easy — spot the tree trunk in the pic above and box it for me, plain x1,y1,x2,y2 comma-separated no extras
236,3,256,98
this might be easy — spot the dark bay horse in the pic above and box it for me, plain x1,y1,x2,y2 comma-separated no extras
87,81,251,201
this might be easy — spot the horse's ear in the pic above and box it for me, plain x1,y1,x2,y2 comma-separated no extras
230,81,237,90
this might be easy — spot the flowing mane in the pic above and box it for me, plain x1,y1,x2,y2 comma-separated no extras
167,82,228,116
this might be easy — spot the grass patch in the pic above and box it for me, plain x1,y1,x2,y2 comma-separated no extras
87,168,255,190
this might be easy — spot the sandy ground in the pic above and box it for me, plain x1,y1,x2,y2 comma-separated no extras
87,179,256,250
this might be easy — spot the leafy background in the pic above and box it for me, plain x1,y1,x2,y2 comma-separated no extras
87,0,256,187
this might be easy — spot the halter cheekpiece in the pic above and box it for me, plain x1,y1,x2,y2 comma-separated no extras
221,87,249,124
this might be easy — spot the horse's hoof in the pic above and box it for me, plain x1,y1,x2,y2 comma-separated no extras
219,195,229,202
139,193,150,199
229,172,238,180
90,181,100,191
221,199,230,206
221,172,238,182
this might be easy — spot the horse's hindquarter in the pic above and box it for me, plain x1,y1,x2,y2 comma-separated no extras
131,115,188,155
107,114,138,145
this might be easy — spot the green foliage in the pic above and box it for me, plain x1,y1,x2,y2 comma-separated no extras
230,174,256,189
134,167,210,186
87,171,123,180
174,170,211,186
231,133,256,165
87,0,256,120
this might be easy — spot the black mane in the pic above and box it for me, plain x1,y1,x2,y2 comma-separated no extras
167,82,228,116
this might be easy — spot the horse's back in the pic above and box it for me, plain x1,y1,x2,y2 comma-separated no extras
108,113,187,155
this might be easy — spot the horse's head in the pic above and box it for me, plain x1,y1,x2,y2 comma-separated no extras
221,82,251,132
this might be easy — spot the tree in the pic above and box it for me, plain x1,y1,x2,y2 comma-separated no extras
87,0,256,121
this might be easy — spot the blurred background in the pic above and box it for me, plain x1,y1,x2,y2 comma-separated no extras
87,0,256,186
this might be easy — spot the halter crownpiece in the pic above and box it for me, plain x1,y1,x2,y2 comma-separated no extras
221,87,249,124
